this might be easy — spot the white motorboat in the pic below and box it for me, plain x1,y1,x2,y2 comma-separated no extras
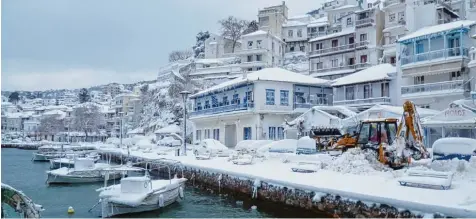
49,152,101,169
46,158,124,184
32,144,96,162
95,159,187,218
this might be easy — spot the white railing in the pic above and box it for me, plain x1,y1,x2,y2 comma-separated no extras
334,97,391,106
309,41,369,56
310,63,371,74
356,18,375,26
386,19,406,28
401,47,469,65
401,80,465,96
308,31,327,38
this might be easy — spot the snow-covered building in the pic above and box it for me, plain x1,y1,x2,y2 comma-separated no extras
282,15,316,53
189,58,243,81
397,20,476,110
189,68,331,147
381,0,408,65
307,16,329,39
1,102,20,114
103,83,125,98
204,33,241,59
235,30,285,72
258,1,288,37
308,4,384,80
331,64,398,111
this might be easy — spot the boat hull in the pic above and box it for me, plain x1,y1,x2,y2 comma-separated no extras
101,181,185,218
46,172,122,184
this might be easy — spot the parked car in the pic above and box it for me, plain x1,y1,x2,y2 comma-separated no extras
432,137,476,161
157,134,182,147
194,139,232,157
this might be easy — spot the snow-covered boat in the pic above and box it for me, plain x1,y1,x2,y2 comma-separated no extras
46,158,124,184
49,152,101,169
1,183,44,219
32,145,96,162
96,160,187,218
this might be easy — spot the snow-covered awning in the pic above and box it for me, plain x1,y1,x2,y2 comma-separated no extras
422,105,476,128
331,64,396,87
398,20,475,43
284,107,342,132
154,124,181,134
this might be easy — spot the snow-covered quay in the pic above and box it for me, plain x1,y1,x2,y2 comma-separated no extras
98,145,476,218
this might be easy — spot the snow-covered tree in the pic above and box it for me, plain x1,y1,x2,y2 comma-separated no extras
168,50,193,62
192,31,210,58
78,88,90,103
71,103,104,138
242,20,259,35
39,115,64,138
219,16,248,53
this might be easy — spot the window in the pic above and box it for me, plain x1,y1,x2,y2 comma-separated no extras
256,54,262,61
257,67,262,70
269,127,276,140
247,55,252,62
451,71,462,80
277,127,284,140
205,100,210,109
213,129,220,141
349,37,354,44
345,86,355,100
280,90,289,106
332,39,338,47
389,13,396,22
363,85,371,99
398,12,405,22
297,29,302,37
331,59,338,67
272,56,275,65
245,91,253,104
196,130,201,141
316,62,323,69
348,57,355,65
414,76,424,84
360,55,368,63
257,40,262,48
318,26,325,32
360,34,367,42
288,30,293,37
247,68,253,72
390,56,396,64
197,102,202,110
381,82,390,97
232,94,240,104
266,89,275,105
222,96,229,105
290,46,295,52
211,96,218,107
244,127,252,140
310,27,317,33
347,18,352,25
272,42,275,52
204,129,211,139
315,43,323,50
248,41,253,48
368,3,372,8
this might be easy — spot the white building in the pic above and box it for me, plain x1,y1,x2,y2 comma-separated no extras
331,63,398,111
282,15,316,53
258,1,288,37
235,30,285,72
189,68,331,147
204,33,241,59
397,20,476,110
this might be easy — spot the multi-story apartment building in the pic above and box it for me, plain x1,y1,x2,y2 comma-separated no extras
307,16,329,39
113,93,141,137
234,30,285,72
381,0,408,65
189,58,242,81
332,63,398,111
103,83,125,98
282,15,316,53
258,1,288,37
204,33,241,59
189,68,331,147
397,20,476,110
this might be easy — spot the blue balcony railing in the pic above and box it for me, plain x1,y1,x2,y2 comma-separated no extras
401,47,469,65
190,103,254,117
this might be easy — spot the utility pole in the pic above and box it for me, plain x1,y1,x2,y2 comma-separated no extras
180,91,191,156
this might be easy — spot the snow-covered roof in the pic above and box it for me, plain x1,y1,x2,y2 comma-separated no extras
422,105,476,127
284,107,342,131
309,28,354,42
307,16,328,27
283,20,307,27
154,124,181,134
331,64,396,86
242,30,268,37
398,20,476,42
43,110,66,116
190,68,330,98
328,4,359,11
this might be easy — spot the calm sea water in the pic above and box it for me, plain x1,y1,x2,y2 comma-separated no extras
1,148,327,218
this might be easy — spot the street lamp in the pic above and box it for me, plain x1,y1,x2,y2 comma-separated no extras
180,90,191,156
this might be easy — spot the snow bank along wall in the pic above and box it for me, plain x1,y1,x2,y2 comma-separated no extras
103,152,447,218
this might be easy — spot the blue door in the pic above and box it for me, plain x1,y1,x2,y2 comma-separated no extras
243,127,252,140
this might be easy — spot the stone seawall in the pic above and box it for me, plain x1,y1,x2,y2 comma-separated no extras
1,143,42,150
101,152,447,218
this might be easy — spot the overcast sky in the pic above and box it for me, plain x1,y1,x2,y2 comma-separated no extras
2,0,323,91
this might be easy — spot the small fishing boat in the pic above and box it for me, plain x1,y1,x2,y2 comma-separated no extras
46,158,124,184
32,145,96,162
95,159,187,218
49,152,101,169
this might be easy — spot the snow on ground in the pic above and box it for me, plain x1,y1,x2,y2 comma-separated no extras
95,144,476,217
283,52,309,74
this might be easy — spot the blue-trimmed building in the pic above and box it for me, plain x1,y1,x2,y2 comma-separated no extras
189,68,331,147
397,20,476,110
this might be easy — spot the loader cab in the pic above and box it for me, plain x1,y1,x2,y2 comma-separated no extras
356,118,398,149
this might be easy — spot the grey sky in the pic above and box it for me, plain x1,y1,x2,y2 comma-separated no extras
2,0,323,91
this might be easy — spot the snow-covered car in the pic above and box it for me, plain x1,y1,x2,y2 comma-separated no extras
157,136,181,147
194,139,232,157
432,137,476,161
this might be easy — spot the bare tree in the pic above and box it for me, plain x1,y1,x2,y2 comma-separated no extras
168,50,193,62
219,16,248,53
38,115,64,140
71,103,105,140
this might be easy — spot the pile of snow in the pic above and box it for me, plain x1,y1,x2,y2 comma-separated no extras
296,136,317,154
321,148,391,175
199,139,228,150
235,140,274,151
425,157,476,182
106,137,120,145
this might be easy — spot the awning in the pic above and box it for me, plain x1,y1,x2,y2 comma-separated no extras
422,105,476,128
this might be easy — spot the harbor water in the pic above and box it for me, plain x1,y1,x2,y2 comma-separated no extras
1,148,327,218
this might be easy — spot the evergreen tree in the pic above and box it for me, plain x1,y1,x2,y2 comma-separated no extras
78,88,90,103
192,31,210,58
8,92,20,104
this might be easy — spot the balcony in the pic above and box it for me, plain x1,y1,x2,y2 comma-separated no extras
356,18,375,27
401,80,466,98
334,97,392,106
385,20,406,29
234,48,267,55
383,0,405,7
190,103,255,117
310,63,371,74
308,31,327,38
240,61,267,68
401,47,469,65
309,41,368,57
